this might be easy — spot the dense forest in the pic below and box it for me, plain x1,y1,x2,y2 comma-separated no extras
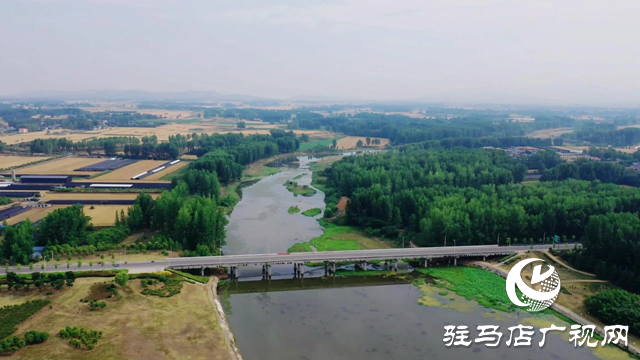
320,148,640,247
584,289,640,335
0,104,162,131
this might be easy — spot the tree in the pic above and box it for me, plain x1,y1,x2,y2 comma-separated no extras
332,139,337,149
115,272,129,287
237,121,246,129
52,279,65,290
366,137,371,146
356,140,363,148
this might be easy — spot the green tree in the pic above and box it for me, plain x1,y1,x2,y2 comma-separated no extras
114,272,129,287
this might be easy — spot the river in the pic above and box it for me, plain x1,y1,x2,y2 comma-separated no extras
222,156,627,360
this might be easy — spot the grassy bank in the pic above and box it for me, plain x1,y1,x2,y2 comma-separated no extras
288,219,389,252
415,267,517,313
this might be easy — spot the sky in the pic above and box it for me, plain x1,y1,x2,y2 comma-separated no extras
1,0,639,106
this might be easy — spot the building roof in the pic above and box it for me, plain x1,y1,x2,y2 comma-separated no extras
20,175,70,179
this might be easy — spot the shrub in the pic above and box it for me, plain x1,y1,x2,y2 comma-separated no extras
0,300,50,339
24,331,50,345
0,336,26,354
59,326,102,350
114,272,129,286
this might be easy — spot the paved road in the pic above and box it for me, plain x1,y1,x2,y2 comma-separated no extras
0,244,558,275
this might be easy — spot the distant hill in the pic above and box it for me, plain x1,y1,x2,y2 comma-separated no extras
2,89,272,103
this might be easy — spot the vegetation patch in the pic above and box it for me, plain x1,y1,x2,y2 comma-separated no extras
288,219,387,252
585,288,640,336
288,206,301,214
141,277,183,297
415,267,517,312
0,300,50,339
166,268,209,284
301,208,322,217
59,326,103,350
293,173,306,180
283,180,317,196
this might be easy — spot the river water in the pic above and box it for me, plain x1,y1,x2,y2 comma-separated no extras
222,156,625,360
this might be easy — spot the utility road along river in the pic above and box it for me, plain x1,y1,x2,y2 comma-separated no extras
222,156,626,360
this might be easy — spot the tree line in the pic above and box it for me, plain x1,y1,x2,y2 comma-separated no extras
321,148,640,245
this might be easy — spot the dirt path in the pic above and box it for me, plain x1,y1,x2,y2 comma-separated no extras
208,278,243,360
545,251,596,276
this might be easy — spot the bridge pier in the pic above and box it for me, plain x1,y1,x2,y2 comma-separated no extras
423,258,428,268
266,264,271,279
298,263,304,278
324,261,328,276
454,257,457,266
200,266,204,277
393,261,398,272
332,262,336,275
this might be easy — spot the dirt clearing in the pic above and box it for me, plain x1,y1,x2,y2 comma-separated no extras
94,160,167,181
336,136,389,149
84,205,130,226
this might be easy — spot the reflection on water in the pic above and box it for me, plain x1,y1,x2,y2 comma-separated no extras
223,156,325,255
222,154,623,360
227,284,603,360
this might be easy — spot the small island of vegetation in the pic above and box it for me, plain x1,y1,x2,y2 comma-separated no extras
284,180,317,196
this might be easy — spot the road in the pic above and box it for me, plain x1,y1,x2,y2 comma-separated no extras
0,244,559,275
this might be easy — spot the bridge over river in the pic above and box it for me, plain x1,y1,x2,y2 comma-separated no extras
0,244,562,277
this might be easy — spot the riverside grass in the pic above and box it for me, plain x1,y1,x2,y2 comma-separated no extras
301,208,321,217
415,267,517,313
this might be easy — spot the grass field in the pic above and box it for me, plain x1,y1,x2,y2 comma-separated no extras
336,136,389,149
299,138,341,151
84,205,130,226
144,161,189,180
159,163,191,181
525,127,574,138
6,205,67,225
288,219,389,252
94,160,167,181
5,157,104,175
0,155,52,168
2,278,231,360
39,193,159,201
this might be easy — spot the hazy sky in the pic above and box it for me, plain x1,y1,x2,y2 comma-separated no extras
1,0,639,105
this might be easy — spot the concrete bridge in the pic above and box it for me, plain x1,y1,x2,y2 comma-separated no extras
0,244,564,277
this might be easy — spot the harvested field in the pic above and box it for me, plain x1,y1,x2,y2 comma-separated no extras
81,107,200,120
5,157,104,175
336,136,389,149
144,161,189,180
94,160,167,181
39,193,159,201
525,127,574,138
180,154,198,160
7,278,231,360
5,205,66,225
84,205,130,226
0,155,52,168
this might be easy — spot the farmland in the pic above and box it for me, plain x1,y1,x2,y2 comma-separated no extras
93,160,167,181
0,155,52,168
144,161,189,180
83,205,130,226
336,136,389,149
5,205,66,225
38,193,159,201
525,127,574,138
4,157,104,176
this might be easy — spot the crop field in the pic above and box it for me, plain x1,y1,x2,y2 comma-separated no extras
81,106,200,120
39,193,159,201
0,155,52,168
94,160,167,181
84,205,130,226
6,157,104,175
144,161,189,180
336,136,389,149
6,205,66,225
525,127,574,138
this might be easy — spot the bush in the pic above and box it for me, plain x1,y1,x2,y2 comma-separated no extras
24,331,50,345
0,336,26,354
114,272,129,286
59,326,102,350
